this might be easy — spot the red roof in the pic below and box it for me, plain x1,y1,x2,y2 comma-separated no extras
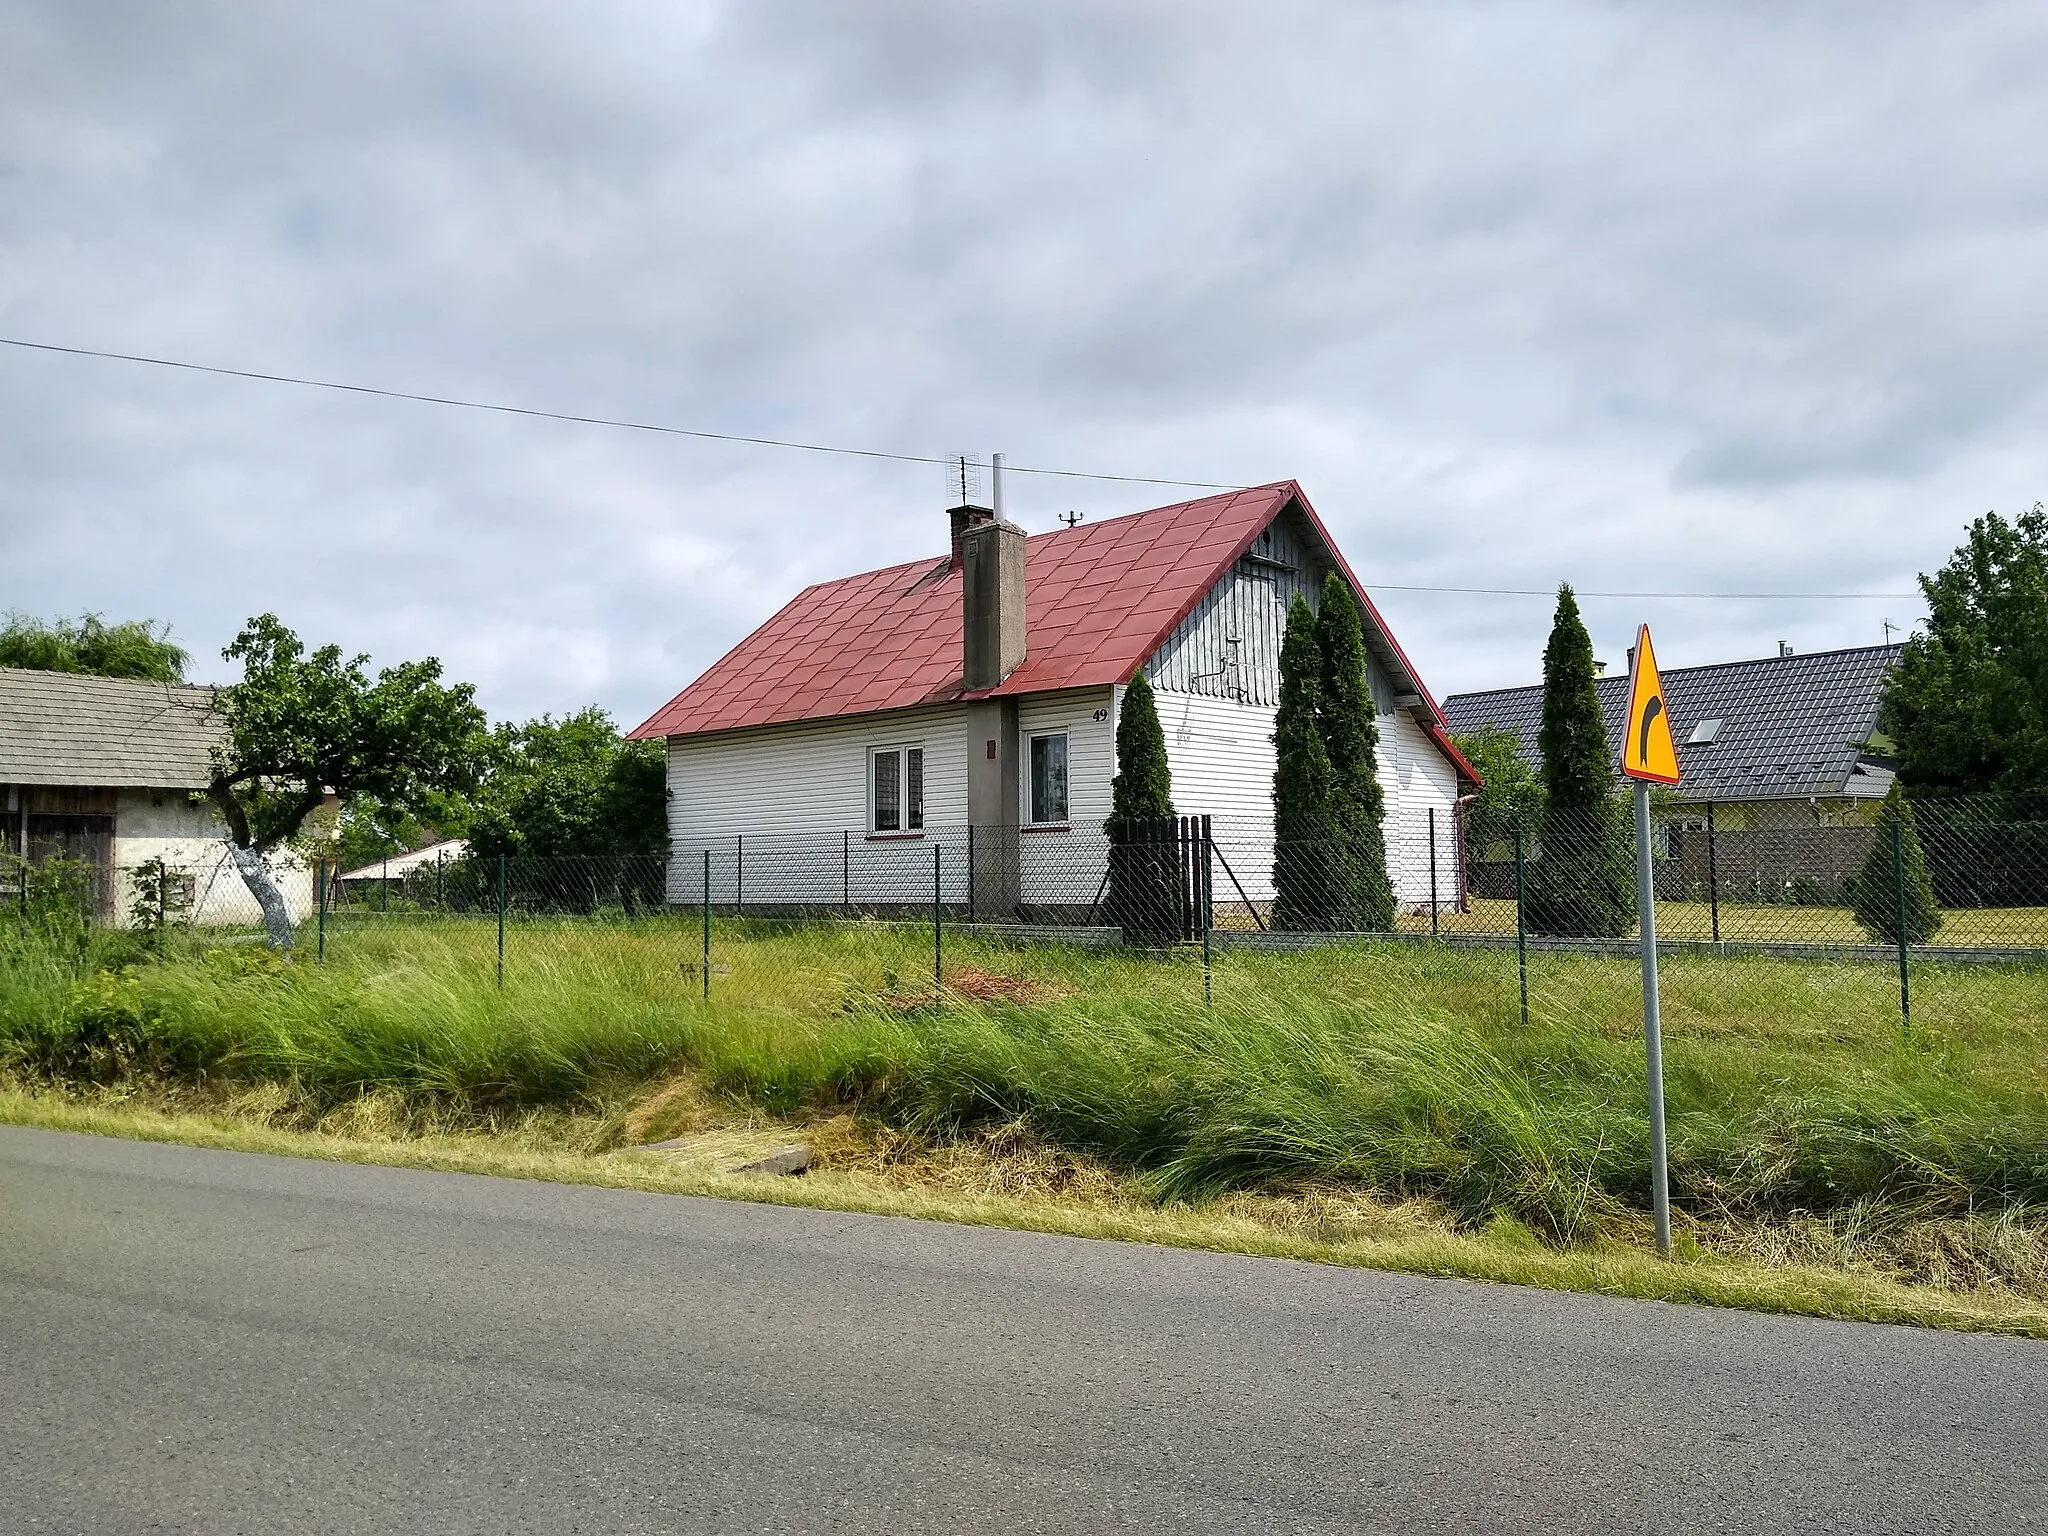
629,480,1477,784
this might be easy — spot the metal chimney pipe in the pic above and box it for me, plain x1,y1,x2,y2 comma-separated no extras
991,452,1004,520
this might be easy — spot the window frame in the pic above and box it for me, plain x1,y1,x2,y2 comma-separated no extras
1026,731,1070,826
866,743,926,836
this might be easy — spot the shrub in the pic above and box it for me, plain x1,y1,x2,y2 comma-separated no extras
1104,671,1181,943
1850,783,1943,944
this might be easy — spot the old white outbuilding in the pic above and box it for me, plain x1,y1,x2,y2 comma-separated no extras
0,666,315,925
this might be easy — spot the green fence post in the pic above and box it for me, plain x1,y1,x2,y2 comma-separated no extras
1893,816,1911,1029
316,859,328,963
496,854,507,991
1706,802,1721,944
1514,826,1530,1029
702,848,711,1003
1202,816,1214,1012
933,842,943,999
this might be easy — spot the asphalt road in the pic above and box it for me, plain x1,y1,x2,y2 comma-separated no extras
2,1127,2041,1535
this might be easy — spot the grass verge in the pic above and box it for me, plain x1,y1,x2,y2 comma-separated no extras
4,914,2045,1334
5,1082,2046,1340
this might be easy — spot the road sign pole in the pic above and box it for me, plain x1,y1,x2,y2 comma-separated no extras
1622,621,1680,1260
1634,779,1672,1259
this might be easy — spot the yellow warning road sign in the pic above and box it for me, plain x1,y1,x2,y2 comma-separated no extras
1622,623,1681,785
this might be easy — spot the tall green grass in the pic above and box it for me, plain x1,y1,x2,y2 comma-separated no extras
3,916,2044,1239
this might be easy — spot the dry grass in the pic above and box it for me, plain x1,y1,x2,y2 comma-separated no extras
7,1080,2047,1340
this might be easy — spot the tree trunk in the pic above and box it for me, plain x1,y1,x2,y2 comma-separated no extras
229,843,296,949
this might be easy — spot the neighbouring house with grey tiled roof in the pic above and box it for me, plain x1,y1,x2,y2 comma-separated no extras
0,666,315,923
1442,643,1904,829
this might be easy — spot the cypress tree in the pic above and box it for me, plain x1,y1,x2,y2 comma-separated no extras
1536,584,1613,812
1105,670,1178,941
1850,782,1943,944
1315,572,1396,932
1525,584,1635,936
1109,669,1174,824
1272,594,1338,929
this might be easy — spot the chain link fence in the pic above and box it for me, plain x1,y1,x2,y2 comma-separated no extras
6,792,2043,1034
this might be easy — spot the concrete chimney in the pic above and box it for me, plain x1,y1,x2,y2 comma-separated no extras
961,511,1027,690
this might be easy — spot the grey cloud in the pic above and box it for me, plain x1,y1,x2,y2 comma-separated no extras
2,0,2045,723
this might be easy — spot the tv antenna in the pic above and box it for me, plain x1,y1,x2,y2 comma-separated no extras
943,452,984,507
1060,510,1083,529
1882,619,1898,644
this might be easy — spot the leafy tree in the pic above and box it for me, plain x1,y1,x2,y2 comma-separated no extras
1452,725,1542,858
464,708,669,861
1315,573,1396,931
1881,504,2048,816
209,615,486,947
1849,782,1943,944
1103,670,1179,941
1272,594,1338,929
1525,585,1634,936
0,612,187,681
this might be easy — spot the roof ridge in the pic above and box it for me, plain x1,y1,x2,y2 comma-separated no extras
0,664,217,693
769,484,1285,598
1447,641,1903,704
628,482,1327,741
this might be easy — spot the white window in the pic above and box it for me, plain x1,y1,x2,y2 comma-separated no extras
869,745,924,833
1029,732,1068,824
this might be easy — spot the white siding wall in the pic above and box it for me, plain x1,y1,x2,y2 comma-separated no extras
1017,688,1115,907
1153,686,1461,908
666,704,970,904
109,790,316,926
1379,709,1463,907
659,679,1460,914
1157,689,1280,901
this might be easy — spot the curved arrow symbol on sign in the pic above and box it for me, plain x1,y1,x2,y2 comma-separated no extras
1637,695,1665,766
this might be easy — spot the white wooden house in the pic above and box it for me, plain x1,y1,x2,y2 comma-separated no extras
630,481,1478,916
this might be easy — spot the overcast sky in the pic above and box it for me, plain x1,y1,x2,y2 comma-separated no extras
4,1,2044,726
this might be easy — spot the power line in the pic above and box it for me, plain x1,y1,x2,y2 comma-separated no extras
0,335,1244,492
1361,582,1917,601
0,334,1930,602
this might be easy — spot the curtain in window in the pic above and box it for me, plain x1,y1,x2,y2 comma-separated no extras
1031,734,1068,823
874,750,901,831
